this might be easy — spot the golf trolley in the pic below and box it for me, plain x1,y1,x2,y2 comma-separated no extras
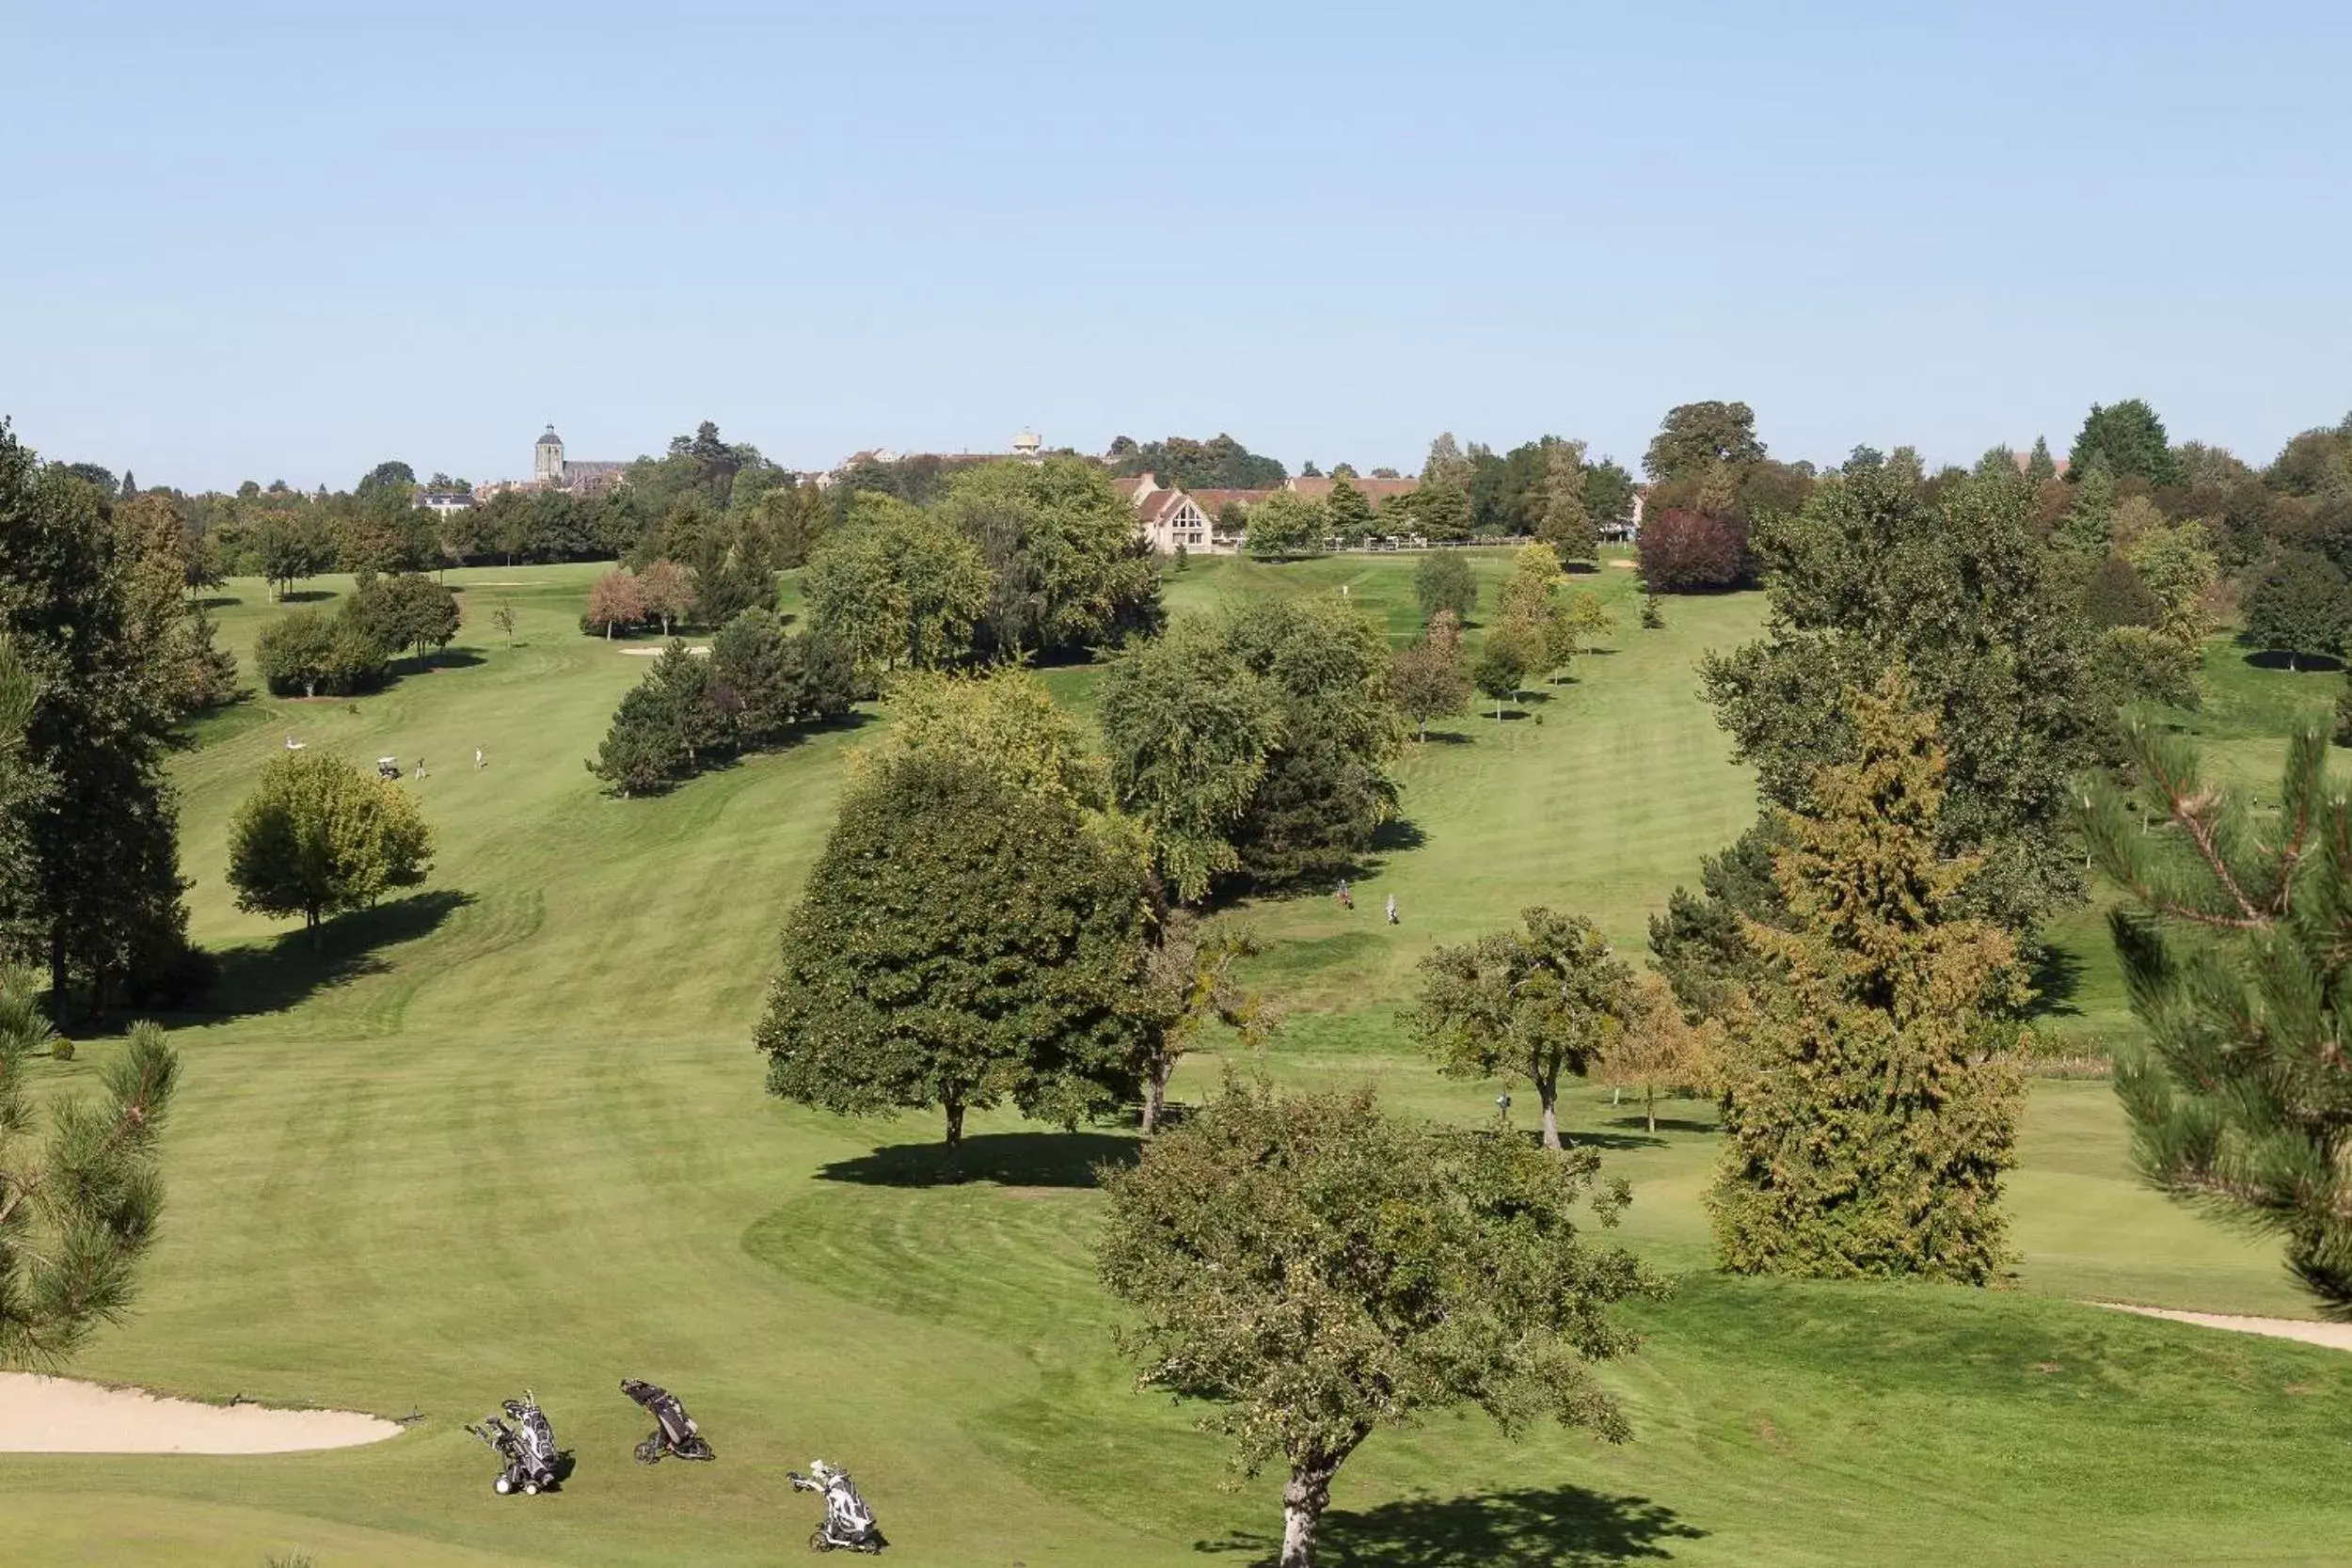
620,1378,715,1464
790,1460,886,1554
375,756,402,781
468,1390,559,1496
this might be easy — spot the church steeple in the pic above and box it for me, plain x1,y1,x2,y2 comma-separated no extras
532,424,564,483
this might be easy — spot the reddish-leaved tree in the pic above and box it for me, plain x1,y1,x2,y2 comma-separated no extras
1636,509,1749,593
586,570,648,639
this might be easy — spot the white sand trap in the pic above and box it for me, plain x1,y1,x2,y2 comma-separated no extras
466,580,544,587
2094,1303,2352,1352
1607,558,1637,568
0,1373,402,1453
619,643,710,657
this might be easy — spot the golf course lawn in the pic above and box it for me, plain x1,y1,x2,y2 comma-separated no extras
5,553,2344,1566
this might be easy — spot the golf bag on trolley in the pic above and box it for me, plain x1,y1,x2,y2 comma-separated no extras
790,1460,886,1554
620,1378,715,1464
468,1390,559,1495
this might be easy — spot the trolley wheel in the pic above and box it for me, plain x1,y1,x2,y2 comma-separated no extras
522,1481,539,1497
494,1476,513,1496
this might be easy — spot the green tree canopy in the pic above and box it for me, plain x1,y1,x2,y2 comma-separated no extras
1101,619,1284,902
1243,490,1327,561
939,457,1165,657
756,750,1154,1164
1699,453,2111,931
1098,1073,1662,1568
1408,907,1634,1148
1711,672,2026,1284
227,751,434,942
1644,401,1765,482
2241,549,2350,671
1413,550,1477,626
2069,399,2182,488
0,429,191,1015
803,494,992,678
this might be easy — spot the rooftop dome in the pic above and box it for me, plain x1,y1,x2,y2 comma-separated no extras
535,425,563,446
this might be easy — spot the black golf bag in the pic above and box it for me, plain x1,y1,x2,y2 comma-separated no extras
620,1378,715,1464
790,1460,886,1554
468,1389,559,1495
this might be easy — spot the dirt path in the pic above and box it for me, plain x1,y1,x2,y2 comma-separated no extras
2093,1302,2352,1351
0,1373,401,1453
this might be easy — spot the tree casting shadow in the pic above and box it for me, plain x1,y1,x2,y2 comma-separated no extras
1200,1484,1704,1567
816,1130,1140,1189
2026,941,2086,1020
191,890,475,1021
2241,647,2345,673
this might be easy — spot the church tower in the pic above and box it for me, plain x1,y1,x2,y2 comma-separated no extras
533,424,565,484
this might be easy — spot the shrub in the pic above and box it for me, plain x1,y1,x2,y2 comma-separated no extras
1636,509,1748,593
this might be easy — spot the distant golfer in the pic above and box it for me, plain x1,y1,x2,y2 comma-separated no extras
1385,894,1399,925
416,756,427,778
474,747,485,769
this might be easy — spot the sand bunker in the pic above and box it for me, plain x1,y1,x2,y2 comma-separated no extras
619,643,710,657
0,1373,401,1453
2096,1303,2352,1352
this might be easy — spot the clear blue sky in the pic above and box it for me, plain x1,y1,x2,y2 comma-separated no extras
6,0,2347,492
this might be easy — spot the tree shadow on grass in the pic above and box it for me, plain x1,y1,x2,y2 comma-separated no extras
2026,941,2087,1020
816,1130,1141,1189
278,589,338,603
1200,1484,1704,1567
399,647,487,673
191,891,475,1021
1599,1115,1717,1136
1370,817,1427,854
2241,648,2345,673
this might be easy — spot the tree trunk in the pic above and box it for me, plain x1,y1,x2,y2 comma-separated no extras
1645,1085,1656,1134
1280,1459,1338,1568
1142,1055,1173,1136
943,1096,965,1180
308,907,323,949
48,924,67,1027
1538,1069,1563,1150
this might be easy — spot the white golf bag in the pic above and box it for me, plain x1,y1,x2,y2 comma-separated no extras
790,1460,885,1553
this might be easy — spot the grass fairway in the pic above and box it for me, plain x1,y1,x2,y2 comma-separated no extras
4,556,2344,1566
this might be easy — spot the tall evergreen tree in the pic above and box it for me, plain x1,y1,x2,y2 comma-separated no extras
2084,721,2352,1315
2023,437,2058,485
2069,399,2183,488
0,424,189,1015
1711,672,2027,1284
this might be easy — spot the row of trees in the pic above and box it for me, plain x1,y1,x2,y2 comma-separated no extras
253,573,461,698
589,611,854,795
803,456,1164,679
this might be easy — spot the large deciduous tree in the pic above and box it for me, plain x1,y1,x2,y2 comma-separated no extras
1636,510,1747,593
0,426,191,1015
227,752,434,942
1101,619,1284,902
1644,401,1765,482
1408,907,1634,1148
756,751,1153,1166
1098,1073,1661,1568
803,494,991,678
1390,610,1470,741
941,457,1165,658
0,967,178,1369
1710,672,2026,1284
1699,451,2110,933
2241,549,2350,671
1413,550,1476,625
2084,720,2352,1315
1243,490,1327,561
